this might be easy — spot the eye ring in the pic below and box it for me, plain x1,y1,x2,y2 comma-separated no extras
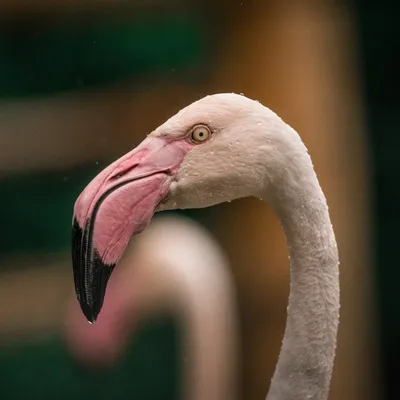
190,125,211,144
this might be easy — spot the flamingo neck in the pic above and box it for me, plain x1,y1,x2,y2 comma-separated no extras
264,153,340,400
170,257,238,400
137,219,238,400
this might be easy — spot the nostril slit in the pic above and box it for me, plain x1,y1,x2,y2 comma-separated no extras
110,164,139,180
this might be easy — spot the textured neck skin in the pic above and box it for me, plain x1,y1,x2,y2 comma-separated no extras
263,127,340,400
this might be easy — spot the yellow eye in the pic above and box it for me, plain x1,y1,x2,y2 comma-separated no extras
190,125,211,143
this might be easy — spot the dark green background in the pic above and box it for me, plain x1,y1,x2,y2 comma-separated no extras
355,1,398,398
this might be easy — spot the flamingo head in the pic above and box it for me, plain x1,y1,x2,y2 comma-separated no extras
72,93,282,322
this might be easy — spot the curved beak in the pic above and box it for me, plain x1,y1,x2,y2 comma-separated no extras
71,136,187,323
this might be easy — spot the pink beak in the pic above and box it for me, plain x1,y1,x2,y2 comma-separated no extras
71,136,190,323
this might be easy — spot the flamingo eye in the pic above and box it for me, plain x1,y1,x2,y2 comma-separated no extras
190,125,211,144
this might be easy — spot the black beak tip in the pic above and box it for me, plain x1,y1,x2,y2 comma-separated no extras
72,217,115,324
80,302,99,324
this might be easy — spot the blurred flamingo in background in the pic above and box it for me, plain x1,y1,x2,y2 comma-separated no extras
65,215,238,400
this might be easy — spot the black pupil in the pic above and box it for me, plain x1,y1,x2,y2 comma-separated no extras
199,132,204,136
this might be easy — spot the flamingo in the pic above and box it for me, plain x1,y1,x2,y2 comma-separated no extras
65,215,238,400
71,93,340,400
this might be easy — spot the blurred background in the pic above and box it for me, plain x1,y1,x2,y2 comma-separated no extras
0,0,394,399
